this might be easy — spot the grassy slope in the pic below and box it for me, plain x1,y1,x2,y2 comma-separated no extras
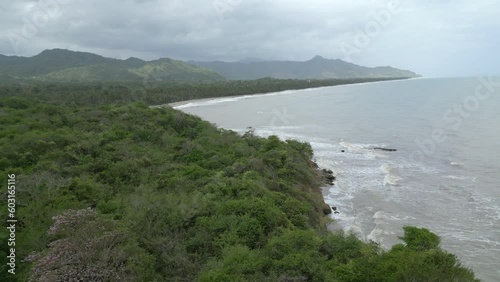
37,64,143,82
36,59,225,82
129,58,226,81
0,49,225,83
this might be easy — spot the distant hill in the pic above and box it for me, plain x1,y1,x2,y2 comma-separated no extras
0,49,225,83
189,55,419,80
0,50,419,83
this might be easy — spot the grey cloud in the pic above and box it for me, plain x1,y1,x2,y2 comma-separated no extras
0,0,499,76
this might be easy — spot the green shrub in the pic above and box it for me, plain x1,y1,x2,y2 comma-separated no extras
400,226,440,251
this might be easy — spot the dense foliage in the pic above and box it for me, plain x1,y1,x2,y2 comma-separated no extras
0,49,225,82
0,77,405,107
0,49,418,83
192,56,419,80
0,94,478,281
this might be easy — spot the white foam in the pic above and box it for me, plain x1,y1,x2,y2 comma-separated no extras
261,125,305,130
345,224,366,240
418,166,441,174
173,90,299,109
337,141,391,160
373,210,390,220
367,226,384,243
339,141,365,152
309,141,337,150
366,211,399,249
443,175,476,182
254,129,330,144
381,164,402,186
174,96,246,109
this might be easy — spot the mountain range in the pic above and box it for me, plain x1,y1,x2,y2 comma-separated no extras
0,49,419,83
0,49,225,83
189,55,419,80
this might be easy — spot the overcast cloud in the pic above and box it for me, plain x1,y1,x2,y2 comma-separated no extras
0,0,499,77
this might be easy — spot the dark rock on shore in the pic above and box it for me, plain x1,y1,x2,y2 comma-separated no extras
320,168,336,185
373,147,397,152
310,160,319,168
322,203,332,215
322,168,334,176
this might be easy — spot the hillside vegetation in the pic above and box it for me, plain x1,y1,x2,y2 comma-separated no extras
0,49,225,83
0,87,478,281
0,77,407,107
0,49,418,83
190,55,419,80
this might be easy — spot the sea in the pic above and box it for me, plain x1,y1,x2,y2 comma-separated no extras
173,77,500,281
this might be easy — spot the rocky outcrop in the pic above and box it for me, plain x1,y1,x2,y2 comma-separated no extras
322,203,332,215
321,169,336,185
311,161,338,216
373,147,397,152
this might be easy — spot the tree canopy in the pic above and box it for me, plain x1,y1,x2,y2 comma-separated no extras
0,86,478,281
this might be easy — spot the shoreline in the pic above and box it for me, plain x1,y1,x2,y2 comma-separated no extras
151,77,417,109
156,93,342,225
160,79,409,227
160,80,397,228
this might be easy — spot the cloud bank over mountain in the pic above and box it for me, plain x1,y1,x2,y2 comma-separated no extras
1,0,499,77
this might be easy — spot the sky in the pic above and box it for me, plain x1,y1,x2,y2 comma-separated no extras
0,0,499,77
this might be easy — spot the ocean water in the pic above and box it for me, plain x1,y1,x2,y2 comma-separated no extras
174,77,500,281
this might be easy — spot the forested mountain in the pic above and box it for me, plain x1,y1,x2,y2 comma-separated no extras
0,50,419,83
0,49,225,82
190,55,419,80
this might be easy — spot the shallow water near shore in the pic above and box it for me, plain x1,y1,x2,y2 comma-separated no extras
174,77,500,281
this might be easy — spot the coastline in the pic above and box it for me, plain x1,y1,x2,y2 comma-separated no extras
152,77,416,109
161,79,416,228
159,79,412,227
155,95,340,225
163,77,495,280
3,78,483,281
